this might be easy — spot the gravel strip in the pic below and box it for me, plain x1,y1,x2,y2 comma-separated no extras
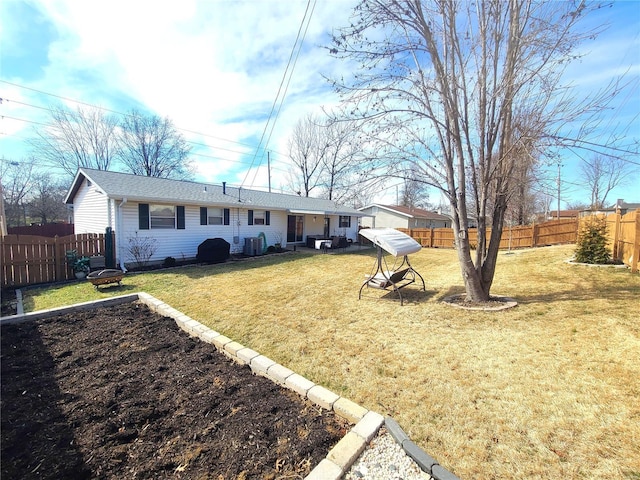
344,428,432,480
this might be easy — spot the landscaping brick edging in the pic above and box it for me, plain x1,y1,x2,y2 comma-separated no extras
2,291,459,480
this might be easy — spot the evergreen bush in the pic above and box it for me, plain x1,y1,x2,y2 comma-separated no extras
574,216,611,264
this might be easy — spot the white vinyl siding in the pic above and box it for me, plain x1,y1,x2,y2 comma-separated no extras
117,204,361,267
72,178,110,234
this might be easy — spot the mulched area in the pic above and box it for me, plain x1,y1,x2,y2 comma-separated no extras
1,302,348,479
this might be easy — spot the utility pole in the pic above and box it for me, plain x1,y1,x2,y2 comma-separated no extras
556,162,561,220
267,151,272,193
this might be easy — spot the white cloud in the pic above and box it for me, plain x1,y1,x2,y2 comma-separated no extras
1,0,637,204
2,0,357,183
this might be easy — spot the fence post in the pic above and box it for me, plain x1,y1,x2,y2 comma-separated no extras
612,211,621,261
531,222,537,247
633,211,640,274
54,235,64,282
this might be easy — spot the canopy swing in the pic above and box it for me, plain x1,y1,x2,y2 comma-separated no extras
358,228,426,306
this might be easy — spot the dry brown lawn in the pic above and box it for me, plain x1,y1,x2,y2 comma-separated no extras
23,244,640,479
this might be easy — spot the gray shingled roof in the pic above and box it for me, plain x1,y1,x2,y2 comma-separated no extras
359,203,450,220
65,168,364,216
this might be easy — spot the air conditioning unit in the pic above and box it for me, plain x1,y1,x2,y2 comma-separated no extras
243,237,262,256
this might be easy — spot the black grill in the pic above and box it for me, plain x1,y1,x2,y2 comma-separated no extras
196,238,230,264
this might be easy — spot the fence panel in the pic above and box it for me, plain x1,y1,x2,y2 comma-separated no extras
534,218,579,246
1,233,111,288
603,209,639,273
1,235,57,287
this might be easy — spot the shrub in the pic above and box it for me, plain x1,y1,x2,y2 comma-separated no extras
127,233,157,268
65,250,90,274
575,216,611,264
163,256,177,267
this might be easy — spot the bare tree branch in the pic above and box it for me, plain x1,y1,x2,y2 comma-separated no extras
328,0,631,301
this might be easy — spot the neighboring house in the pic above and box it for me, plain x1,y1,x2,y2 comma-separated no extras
611,199,640,214
64,168,365,268
576,200,640,218
358,204,451,229
547,209,580,220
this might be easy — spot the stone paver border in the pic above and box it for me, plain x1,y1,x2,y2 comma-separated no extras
1,291,459,480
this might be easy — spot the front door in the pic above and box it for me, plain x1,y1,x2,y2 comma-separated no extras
287,215,304,242
324,217,330,238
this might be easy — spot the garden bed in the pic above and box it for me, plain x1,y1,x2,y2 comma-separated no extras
1,302,347,479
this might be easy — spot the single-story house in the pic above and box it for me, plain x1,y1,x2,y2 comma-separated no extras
611,199,640,214
578,200,640,218
547,209,580,220
358,204,451,229
64,168,366,269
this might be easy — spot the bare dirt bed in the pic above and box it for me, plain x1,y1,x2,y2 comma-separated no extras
1,302,347,479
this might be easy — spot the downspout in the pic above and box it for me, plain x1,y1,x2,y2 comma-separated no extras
117,198,128,272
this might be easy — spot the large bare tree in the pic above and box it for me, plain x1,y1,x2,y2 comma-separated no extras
30,106,120,176
320,119,366,202
0,158,35,227
288,113,367,202
119,110,193,179
580,154,635,209
329,0,630,301
27,173,69,225
287,114,327,197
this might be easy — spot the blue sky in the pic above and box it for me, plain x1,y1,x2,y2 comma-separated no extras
1,0,639,208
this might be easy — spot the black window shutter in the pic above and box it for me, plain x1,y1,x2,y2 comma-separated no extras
177,206,185,229
223,208,230,225
139,203,150,230
248,210,254,225
265,211,270,225
200,207,207,225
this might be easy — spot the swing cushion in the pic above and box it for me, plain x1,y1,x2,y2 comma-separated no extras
367,268,411,289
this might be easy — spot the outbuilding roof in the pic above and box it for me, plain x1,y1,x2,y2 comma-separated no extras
359,204,450,220
65,168,364,216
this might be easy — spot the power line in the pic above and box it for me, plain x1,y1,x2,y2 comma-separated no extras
0,80,293,160
0,115,293,175
249,0,317,188
240,0,315,188
0,96,293,169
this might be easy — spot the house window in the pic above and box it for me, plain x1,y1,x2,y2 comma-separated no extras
208,208,224,225
254,210,266,225
139,203,184,229
248,210,270,226
150,205,176,228
200,207,230,225
339,215,351,228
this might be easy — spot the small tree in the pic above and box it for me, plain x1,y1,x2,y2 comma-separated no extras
575,216,611,264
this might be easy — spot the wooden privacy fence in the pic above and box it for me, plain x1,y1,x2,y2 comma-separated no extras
602,209,640,273
1,233,114,288
398,218,580,250
398,212,639,272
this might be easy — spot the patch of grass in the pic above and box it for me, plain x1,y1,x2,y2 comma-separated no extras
21,245,640,479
